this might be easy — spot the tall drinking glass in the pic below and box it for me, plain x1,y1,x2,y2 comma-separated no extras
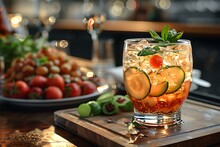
123,38,193,126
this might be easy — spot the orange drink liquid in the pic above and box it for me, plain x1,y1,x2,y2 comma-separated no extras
123,38,193,126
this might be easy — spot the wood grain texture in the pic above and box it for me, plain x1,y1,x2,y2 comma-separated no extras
54,99,220,147
0,105,97,147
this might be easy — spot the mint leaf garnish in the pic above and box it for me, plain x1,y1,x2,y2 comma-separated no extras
149,25,183,43
169,31,183,42
138,25,183,56
149,30,164,42
161,25,169,41
137,46,160,56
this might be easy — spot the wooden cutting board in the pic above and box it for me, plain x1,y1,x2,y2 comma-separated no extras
54,99,220,147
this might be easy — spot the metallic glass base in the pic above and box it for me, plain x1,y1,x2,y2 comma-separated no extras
133,109,182,126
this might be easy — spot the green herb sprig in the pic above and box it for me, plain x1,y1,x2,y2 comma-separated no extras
137,25,183,56
0,35,47,70
149,25,183,44
33,57,48,66
137,46,160,56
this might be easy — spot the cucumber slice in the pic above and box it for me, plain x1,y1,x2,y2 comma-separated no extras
77,103,91,117
120,101,133,111
102,101,119,115
113,95,133,111
113,95,129,107
124,67,151,99
96,92,114,105
149,81,168,97
87,101,101,116
159,66,185,94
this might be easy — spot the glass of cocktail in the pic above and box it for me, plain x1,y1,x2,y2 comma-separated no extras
123,26,193,126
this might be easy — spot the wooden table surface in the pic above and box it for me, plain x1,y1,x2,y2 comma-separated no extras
55,100,220,147
0,103,97,147
0,56,220,146
0,57,99,147
1,99,220,147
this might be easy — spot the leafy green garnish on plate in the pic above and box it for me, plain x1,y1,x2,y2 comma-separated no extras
0,35,47,70
33,57,48,66
149,25,183,44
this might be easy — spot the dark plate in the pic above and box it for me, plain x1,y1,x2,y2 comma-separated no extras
0,84,110,108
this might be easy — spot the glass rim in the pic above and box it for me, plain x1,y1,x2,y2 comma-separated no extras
124,38,191,45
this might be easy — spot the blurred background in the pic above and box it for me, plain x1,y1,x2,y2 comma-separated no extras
4,0,220,23
2,0,220,101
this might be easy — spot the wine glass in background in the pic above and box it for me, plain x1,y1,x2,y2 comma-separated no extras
83,13,106,62
83,0,114,77
37,0,61,39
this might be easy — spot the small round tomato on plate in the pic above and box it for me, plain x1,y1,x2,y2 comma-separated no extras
45,86,63,99
47,74,65,91
10,81,30,98
81,81,97,95
64,83,81,97
28,87,43,99
29,75,47,88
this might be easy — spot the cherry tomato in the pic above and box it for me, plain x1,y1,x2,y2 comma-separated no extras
71,62,78,71
49,65,60,74
2,82,14,97
28,87,43,99
11,81,30,98
53,59,60,66
71,70,82,77
44,61,54,68
30,75,47,88
81,81,97,95
36,66,49,76
61,63,72,74
22,65,35,76
71,77,83,85
89,77,105,86
24,59,35,66
47,74,65,91
45,86,63,99
65,83,81,97
15,73,24,80
40,48,52,56
14,62,24,72
149,54,163,68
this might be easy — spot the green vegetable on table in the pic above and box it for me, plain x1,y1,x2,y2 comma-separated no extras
77,103,91,117
87,101,102,116
77,92,133,118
